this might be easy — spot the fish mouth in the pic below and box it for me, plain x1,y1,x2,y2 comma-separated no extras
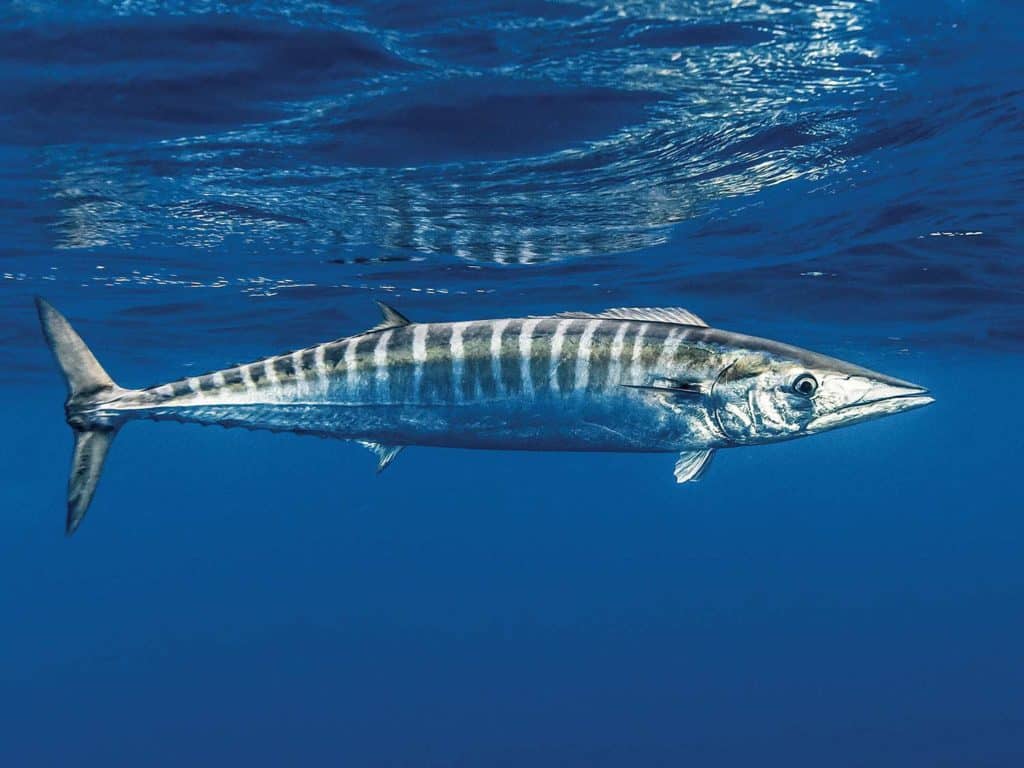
807,384,934,432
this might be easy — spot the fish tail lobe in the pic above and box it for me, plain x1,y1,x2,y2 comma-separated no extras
35,297,126,535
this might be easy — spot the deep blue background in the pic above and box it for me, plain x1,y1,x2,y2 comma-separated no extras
1,1,1022,765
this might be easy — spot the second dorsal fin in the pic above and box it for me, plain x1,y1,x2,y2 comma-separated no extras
554,307,708,327
367,301,411,333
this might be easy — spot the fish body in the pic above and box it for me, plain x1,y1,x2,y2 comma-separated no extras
36,299,933,535
99,313,726,452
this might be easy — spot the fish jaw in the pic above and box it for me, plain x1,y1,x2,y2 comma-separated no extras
806,381,934,433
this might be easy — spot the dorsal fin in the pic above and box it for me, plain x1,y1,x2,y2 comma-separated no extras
553,307,708,327
368,301,411,332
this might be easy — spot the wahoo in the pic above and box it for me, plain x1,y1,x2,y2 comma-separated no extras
36,298,933,535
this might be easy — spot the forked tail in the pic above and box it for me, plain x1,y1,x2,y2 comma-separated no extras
36,297,124,535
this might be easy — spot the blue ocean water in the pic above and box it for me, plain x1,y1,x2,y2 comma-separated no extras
2,0,1022,764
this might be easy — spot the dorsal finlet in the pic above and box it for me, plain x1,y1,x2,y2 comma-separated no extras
368,301,411,332
553,307,708,327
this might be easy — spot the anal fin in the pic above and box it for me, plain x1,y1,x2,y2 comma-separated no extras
674,449,715,483
357,441,405,473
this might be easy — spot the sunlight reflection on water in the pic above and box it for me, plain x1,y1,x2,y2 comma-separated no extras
35,1,889,262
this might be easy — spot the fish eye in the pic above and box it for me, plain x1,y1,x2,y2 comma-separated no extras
792,373,818,397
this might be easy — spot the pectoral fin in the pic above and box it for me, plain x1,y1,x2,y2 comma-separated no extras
357,441,405,473
622,378,706,397
673,449,715,483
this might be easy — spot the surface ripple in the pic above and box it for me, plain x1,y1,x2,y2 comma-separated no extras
0,0,1021,364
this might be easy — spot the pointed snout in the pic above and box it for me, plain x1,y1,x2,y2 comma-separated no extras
866,370,931,393
836,361,935,414
862,380,934,412
807,375,934,432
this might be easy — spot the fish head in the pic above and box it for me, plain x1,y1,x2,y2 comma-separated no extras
708,336,933,445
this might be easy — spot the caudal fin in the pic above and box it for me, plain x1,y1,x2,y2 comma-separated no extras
65,428,117,535
35,297,123,535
